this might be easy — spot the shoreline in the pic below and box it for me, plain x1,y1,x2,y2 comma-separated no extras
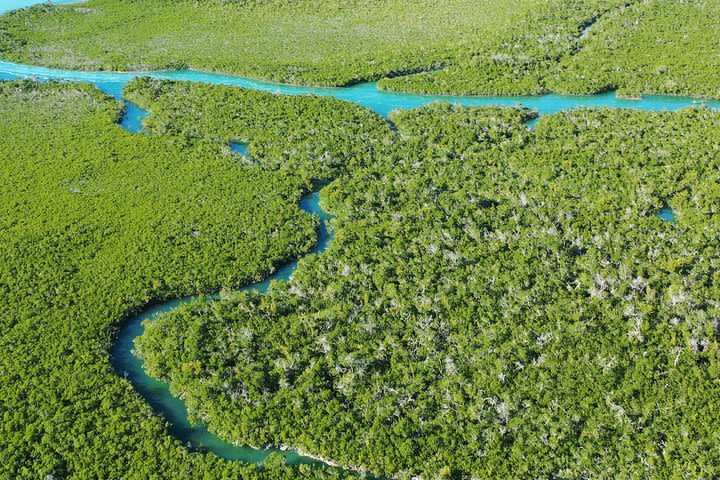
1,56,719,103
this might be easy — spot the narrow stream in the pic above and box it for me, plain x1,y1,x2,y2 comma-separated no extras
111,192,335,466
0,1,697,474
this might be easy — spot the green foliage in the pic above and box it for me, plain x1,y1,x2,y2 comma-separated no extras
6,0,720,98
548,0,720,98
124,77,393,180
379,0,629,95
0,0,544,85
383,0,720,98
138,103,720,479
0,78,378,479
5,65,720,479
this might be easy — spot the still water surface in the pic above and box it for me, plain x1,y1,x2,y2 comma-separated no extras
0,0,693,471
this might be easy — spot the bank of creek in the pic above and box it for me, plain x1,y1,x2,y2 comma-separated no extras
0,0,706,476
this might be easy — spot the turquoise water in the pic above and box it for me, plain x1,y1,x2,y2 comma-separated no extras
657,207,677,222
0,4,715,130
0,0,698,473
111,192,335,466
1,58,718,119
230,142,249,155
1,1,717,120
120,101,148,134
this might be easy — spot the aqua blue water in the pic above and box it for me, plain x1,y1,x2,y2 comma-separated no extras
120,101,148,134
230,142,249,155
657,207,676,222
1,0,77,11
0,58,718,119
111,192,334,466
0,0,696,473
1,2,718,119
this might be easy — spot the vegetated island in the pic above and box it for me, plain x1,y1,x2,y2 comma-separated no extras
2,0,720,98
130,79,720,479
0,78,390,480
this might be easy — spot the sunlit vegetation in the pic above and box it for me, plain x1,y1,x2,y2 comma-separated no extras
5,69,720,478
379,0,630,95
4,0,720,98
0,78,381,479
138,102,720,479
382,0,720,98
123,77,393,180
548,0,720,98
0,0,544,85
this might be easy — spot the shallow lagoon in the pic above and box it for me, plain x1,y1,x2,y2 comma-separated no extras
1,0,77,11
230,142,249,155
120,101,148,133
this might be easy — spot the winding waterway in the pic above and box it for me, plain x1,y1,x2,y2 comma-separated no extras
110,192,333,467
2,58,719,119
0,0,703,473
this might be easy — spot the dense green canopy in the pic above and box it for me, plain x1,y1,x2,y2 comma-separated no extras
3,72,720,478
135,94,720,478
3,0,720,97
0,0,545,85
0,79,379,479
123,77,393,180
